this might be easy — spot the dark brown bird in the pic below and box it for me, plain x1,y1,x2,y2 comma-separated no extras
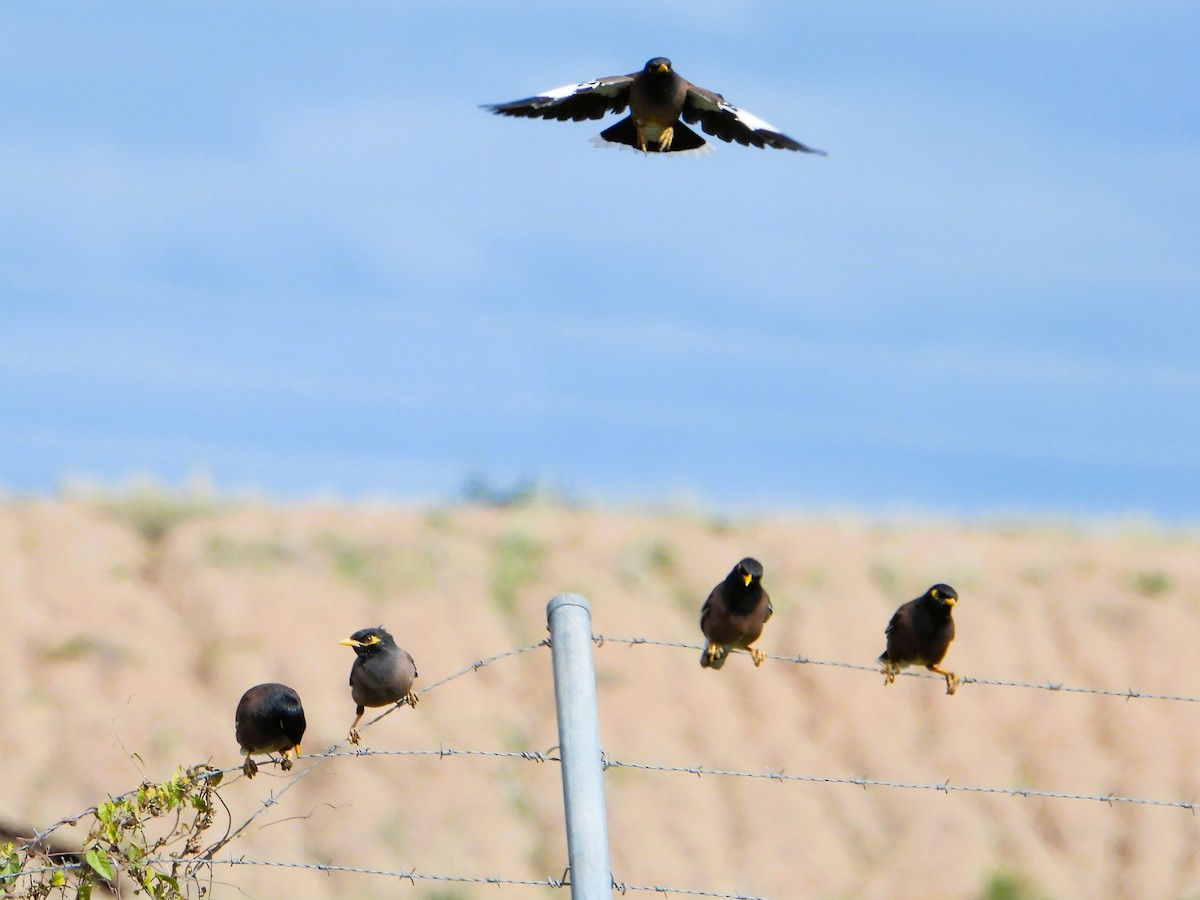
340,626,419,744
700,557,773,669
879,583,960,694
234,683,306,778
486,57,824,155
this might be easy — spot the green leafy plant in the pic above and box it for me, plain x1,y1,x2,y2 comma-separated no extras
2,765,222,899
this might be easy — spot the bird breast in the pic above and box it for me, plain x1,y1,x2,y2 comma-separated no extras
351,652,417,708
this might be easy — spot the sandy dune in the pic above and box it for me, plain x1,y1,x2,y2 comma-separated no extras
2,497,1199,899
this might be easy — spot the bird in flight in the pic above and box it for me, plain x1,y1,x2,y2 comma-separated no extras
486,57,825,155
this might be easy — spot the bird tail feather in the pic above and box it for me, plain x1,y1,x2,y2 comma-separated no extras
596,117,709,153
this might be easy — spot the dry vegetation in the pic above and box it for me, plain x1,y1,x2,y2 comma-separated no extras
3,491,1200,899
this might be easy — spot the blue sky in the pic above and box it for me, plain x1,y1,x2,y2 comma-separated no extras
2,2,1198,517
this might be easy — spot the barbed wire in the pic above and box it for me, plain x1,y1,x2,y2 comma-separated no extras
198,637,551,860
13,631,1200,900
17,639,551,859
22,629,1200,857
159,857,570,890
592,634,1200,703
318,746,559,763
25,626,1200,846
14,734,1199,893
145,857,773,899
599,758,1199,812
611,884,770,899
293,745,1200,811
169,744,1200,812
3,862,84,879
14,747,560,858
416,638,550,697
11,840,772,899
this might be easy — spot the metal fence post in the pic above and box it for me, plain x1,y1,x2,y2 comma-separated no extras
546,593,612,899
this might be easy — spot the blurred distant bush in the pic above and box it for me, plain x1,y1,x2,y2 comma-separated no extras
78,479,214,547
1129,568,1172,599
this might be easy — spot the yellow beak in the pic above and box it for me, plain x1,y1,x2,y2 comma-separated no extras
742,573,753,586
654,62,669,73
339,638,362,647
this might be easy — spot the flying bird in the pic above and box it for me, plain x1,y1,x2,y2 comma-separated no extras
700,557,773,669
340,626,419,744
486,57,825,155
234,683,306,778
879,584,960,694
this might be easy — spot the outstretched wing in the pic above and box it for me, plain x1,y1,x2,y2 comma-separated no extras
681,84,825,153
486,75,634,122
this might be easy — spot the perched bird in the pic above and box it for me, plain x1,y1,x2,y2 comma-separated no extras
486,57,824,155
879,584,960,695
700,557,773,669
339,626,419,744
234,683,306,778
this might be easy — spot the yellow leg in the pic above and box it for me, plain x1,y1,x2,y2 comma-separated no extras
635,124,674,152
401,691,420,709
929,665,960,695
748,648,765,667
348,712,364,745
280,744,299,771
242,754,259,779
704,643,723,665
881,659,899,686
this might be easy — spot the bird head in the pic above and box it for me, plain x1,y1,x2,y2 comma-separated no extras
339,626,396,656
734,557,764,588
927,584,958,607
644,57,673,76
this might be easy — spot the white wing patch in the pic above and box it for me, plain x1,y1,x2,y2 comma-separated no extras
539,80,600,102
720,100,781,135
535,78,626,104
